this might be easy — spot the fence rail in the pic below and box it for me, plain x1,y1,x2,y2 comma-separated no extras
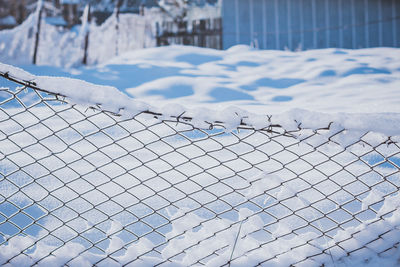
0,73,400,266
156,18,222,50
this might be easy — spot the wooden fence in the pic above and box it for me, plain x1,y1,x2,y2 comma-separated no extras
156,18,223,49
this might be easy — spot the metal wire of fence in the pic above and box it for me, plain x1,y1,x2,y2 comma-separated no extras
0,72,400,266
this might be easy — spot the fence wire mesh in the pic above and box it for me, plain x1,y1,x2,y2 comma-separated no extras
0,73,400,266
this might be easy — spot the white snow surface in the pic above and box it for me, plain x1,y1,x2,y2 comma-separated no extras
1,45,400,138
114,45,400,114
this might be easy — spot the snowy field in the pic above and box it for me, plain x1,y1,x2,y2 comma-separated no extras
0,45,400,267
5,45,399,115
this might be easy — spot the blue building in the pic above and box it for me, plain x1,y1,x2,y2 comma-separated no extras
222,0,400,50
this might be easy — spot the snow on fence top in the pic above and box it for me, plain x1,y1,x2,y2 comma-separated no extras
1,62,400,141
0,64,400,266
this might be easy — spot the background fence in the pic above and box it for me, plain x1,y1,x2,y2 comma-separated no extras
156,18,222,50
0,11,154,67
0,73,400,266
222,0,400,50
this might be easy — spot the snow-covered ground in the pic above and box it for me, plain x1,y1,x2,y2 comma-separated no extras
5,45,399,116
1,44,400,267
106,45,400,115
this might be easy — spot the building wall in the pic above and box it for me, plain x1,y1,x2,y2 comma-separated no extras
222,0,400,50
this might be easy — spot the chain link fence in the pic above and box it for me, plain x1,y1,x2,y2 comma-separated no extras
0,72,400,266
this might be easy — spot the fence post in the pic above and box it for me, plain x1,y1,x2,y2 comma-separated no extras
115,0,122,57
82,5,91,65
156,22,161,46
32,0,43,65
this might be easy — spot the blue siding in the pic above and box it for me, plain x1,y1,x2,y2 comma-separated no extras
222,0,400,50
329,0,340,47
341,0,353,48
289,0,302,50
278,0,289,49
382,0,394,46
396,0,400,47
368,0,380,47
221,0,237,49
302,0,314,49
316,0,327,48
239,0,251,45
253,0,264,48
354,0,366,48
265,0,277,49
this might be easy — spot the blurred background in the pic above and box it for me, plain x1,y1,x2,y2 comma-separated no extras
0,0,399,67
